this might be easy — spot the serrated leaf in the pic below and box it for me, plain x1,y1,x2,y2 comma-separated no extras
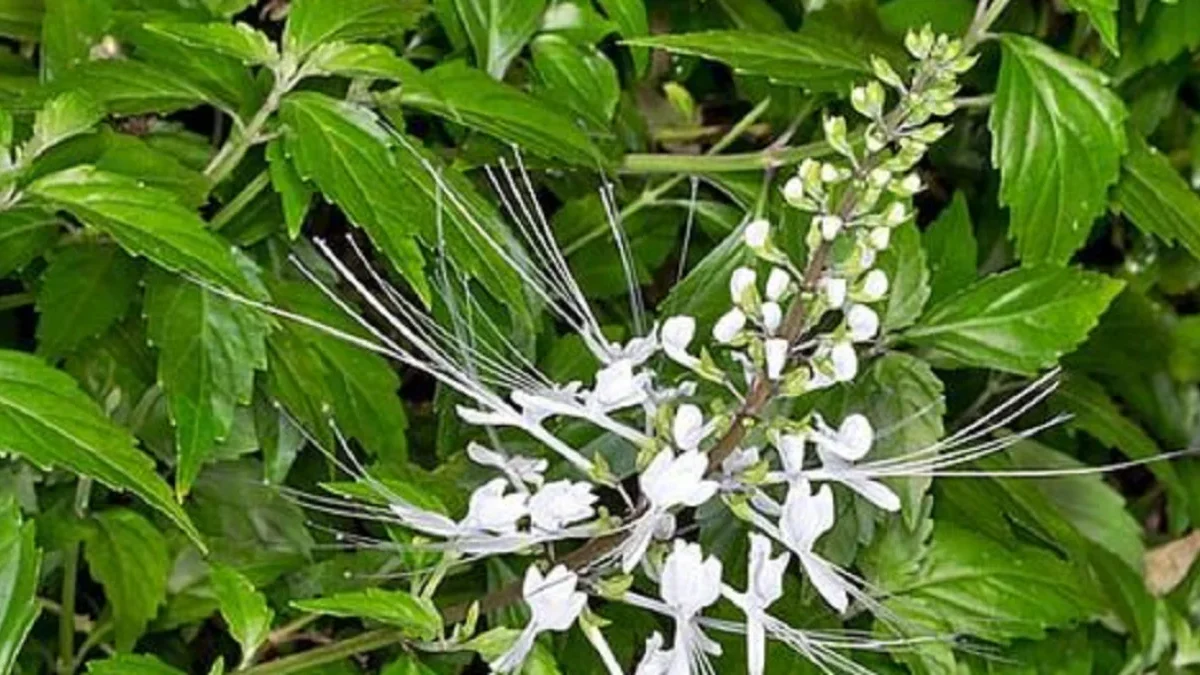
210,565,274,665
303,41,420,81
625,30,871,93
0,349,203,547
85,654,186,675
40,0,110,81
83,508,170,650
145,22,278,65
25,90,104,159
390,60,605,166
284,0,428,58
144,269,268,498
531,35,619,128
904,266,1124,375
1112,134,1200,260
1120,0,1200,72
28,166,255,295
0,206,59,276
1064,0,1118,55
265,139,312,239
38,59,213,116
293,588,441,640
0,499,40,675
922,191,976,306
596,0,648,74
876,221,929,331
989,35,1127,264
35,241,140,358
451,0,544,79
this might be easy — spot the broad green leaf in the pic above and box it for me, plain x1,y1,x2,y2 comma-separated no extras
85,654,186,675
876,221,928,331
1120,0,1200,72
210,565,274,665
284,0,428,58
265,139,312,239
40,0,110,81
144,269,268,498
878,521,1100,642
117,24,258,117
265,280,408,463
625,30,871,93
303,41,421,80
877,0,974,35
531,35,619,128
0,499,40,675
91,131,211,209
1064,0,1118,55
989,35,1127,264
28,166,255,295
596,0,648,74
83,508,171,650
39,59,212,116
203,0,255,17
451,0,545,79
25,90,104,159
391,61,604,167
922,191,976,306
1112,134,1200,260
293,588,441,640
35,241,140,358
0,207,58,276
0,349,203,546
903,266,1124,375
144,22,278,65
0,0,42,41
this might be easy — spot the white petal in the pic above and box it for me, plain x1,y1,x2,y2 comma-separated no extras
744,218,769,248
846,304,879,342
868,226,891,250
730,267,757,302
713,308,747,343
819,215,843,240
821,278,847,309
661,540,723,617
843,475,901,511
836,414,874,460
673,404,705,450
800,552,850,612
765,267,790,301
661,316,695,351
761,302,782,334
765,338,789,380
747,617,766,675
830,342,858,381
777,433,807,475
861,269,889,301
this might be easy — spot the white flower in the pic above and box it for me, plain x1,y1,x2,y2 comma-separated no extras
721,445,760,482
809,415,899,512
528,480,598,531
635,632,673,675
867,226,890,250
730,267,757,303
765,268,790,301
775,433,807,477
830,341,858,382
622,451,719,572
820,277,847,309
589,360,650,412
672,403,709,451
661,316,699,369
744,218,769,249
725,534,790,675
884,202,908,226
491,565,587,672
782,176,805,204
765,338,789,380
713,308,747,344
607,332,659,368
846,304,879,342
813,414,873,461
779,480,849,611
761,302,782,334
818,215,843,240
860,269,889,301
658,540,724,674
466,443,547,489
460,478,528,535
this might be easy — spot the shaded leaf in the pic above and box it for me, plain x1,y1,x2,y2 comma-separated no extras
83,508,170,650
284,0,428,58
35,241,140,358
451,0,544,79
922,191,976,306
595,0,648,74
145,22,278,65
38,59,213,116
25,90,104,159
0,0,43,41
293,588,441,640
531,35,619,128
210,565,274,665
0,499,40,675
0,207,59,276
1112,134,1200,260
39,0,110,81
1064,0,1118,55
876,221,928,331
85,654,186,675
265,139,312,239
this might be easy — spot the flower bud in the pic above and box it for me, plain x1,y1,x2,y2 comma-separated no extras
910,123,947,144
846,304,879,342
762,302,782,334
821,277,847,309
851,81,886,119
730,267,757,304
782,177,805,205
890,173,923,197
830,341,858,381
870,55,904,89
744,218,769,249
859,269,889,301
713,308,747,344
765,267,790,301
818,215,843,240
868,168,892,188
765,338,789,380
867,226,891,250
823,115,852,158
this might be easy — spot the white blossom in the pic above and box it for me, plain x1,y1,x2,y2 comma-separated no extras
635,632,673,675
846,304,880,342
761,302,782,334
867,226,890,250
782,176,805,204
529,480,598,531
765,268,790,301
730,267,757,303
744,218,769,249
821,278,847,309
830,341,858,382
466,443,548,489
860,269,889,301
713,308,747,344
658,540,724,674
462,478,529,535
809,415,900,512
672,404,709,451
491,565,587,672
724,534,790,675
661,316,700,369
622,451,719,571
779,481,849,611
818,215,843,240
765,338,789,380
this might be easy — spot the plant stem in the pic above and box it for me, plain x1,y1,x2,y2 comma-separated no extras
239,629,406,675
0,292,34,312
57,479,92,675
205,69,297,188
210,170,271,231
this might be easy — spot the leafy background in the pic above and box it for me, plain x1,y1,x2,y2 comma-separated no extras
0,0,1199,673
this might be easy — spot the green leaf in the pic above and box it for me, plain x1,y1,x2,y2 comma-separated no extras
0,499,40,675
531,35,619,128
391,61,605,167
0,349,203,547
876,221,928,331
28,166,255,295
210,565,274,665
0,0,43,41
35,241,141,358
265,139,312,239
879,521,1101,642
144,22,278,65
0,207,58,276
1064,0,1118,55
39,59,214,116
922,191,976,306
39,0,110,81
625,29,871,93
904,266,1124,375
1119,0,1200,72
284,0,428,59
85,654,186,675
451,0,545,79
1112,134,1200,260
91,131,211,209
303,41,420,80
293,588,441,640
144,269,268,498
659,222,754,328
25,90,104,159
83,508,171,650
382,656,439,675
989,34,1128,264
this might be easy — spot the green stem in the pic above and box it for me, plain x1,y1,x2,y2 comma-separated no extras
57,479,92,675
0,292,33,312
70,620,113,672
211,170,270,231
204,67,298,188
239,629,405,675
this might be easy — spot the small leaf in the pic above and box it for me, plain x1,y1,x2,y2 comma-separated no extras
144,269,268,498
1064,0,1118,55
264,140,312,240
626,29,871,93
451,0,545,79
144,22,278,65
0,349,203,547
35,241,141,358
303,41,420,81
0,207,59,276
293,588,441,640
389,61,605,167
531,35,620,128
85,654,187,675
876,221,929,331
989,35,1127,264
83,508,171,650
595,0,648,74
284,0,429,58
39,0,111,81
922,192,976,306
29,166,255,295
0,499,41,675
210,565,274,665
39,59,214,116
1112,134,1200,260
904,267,1123,375
25,90,105,159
